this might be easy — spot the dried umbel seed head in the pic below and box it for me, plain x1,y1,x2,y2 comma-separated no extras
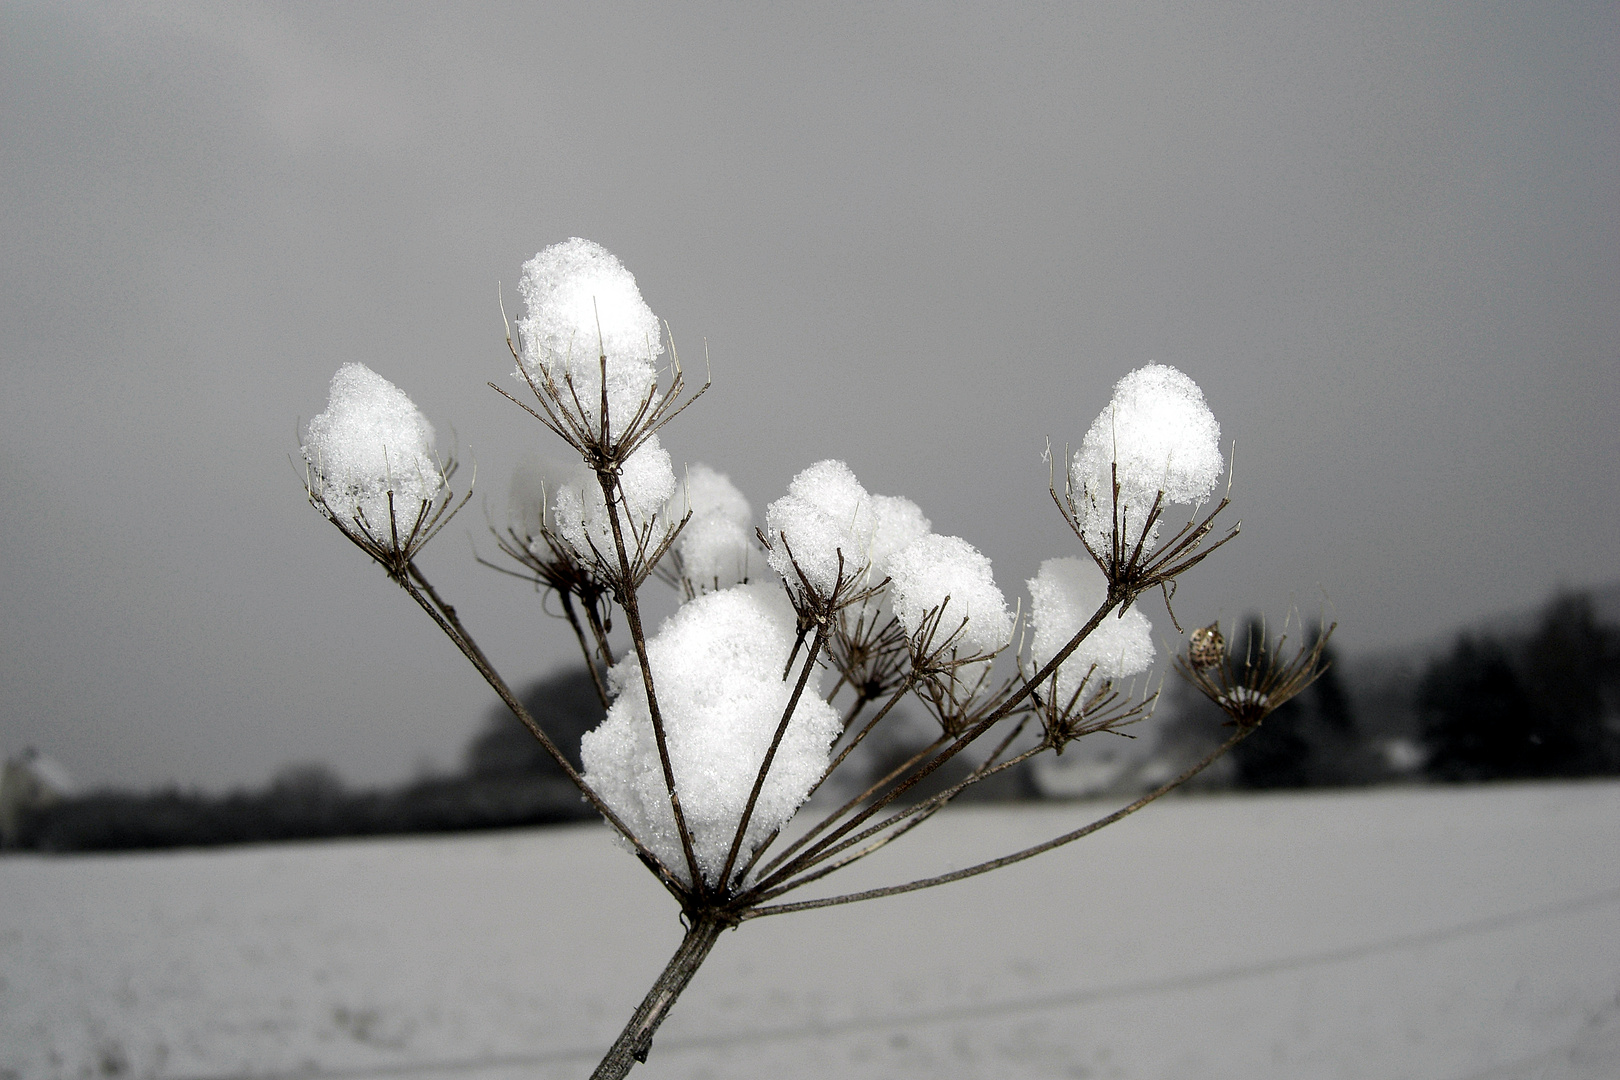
1189,622,1225,671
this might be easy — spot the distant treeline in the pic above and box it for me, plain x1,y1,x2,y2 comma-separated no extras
9,588,1617,852
1416,590,1619,781
10,673,604,853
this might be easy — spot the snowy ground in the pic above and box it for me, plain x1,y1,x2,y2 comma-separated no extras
4,782,1618,1080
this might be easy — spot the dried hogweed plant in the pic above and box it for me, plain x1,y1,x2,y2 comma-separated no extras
298,238,1328,1078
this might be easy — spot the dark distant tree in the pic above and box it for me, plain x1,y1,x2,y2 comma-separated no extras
466,667,605,779
1520,592,1620,775
1421,590,1620,781
1420,632,1541,780
1309,631,1354,737
1299,626,1370,785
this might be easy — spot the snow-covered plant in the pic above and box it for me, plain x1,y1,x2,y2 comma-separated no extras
1059,362,1231,608
662,464,756,596
300,362,467,573
299,238,1330,1079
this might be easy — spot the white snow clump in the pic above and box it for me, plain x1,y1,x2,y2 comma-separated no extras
885,534,1013,659
1027,557,1154,703
763,460,933,597
670,464,755,591
516,238,663,436
764,460,872,595
866,495,933,582
1071,364,1222,553
551,435,677,561
302,363,444,535
580,583,842,887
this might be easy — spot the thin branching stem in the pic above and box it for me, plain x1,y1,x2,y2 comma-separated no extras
589,917,728,1079
761,717,1036,896
802,675,917,806
716,625,829,891
393,565,685,899
760,739,1046,901
752,715,940,884
598,462,704,894
559,592,611,709
742,729,1248,919
753,596,1118,893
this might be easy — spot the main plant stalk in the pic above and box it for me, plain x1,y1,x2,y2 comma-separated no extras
590,917,727,1080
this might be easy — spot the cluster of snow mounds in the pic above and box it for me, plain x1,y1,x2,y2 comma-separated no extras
301,363,444,534
516,238,663,435
866,494,932,581
551,436,677,562
669,464,755,592
1027,557,1154,702
580,583,842,887
1071,364,1222,554
886,534,1013,660
763,460,931,597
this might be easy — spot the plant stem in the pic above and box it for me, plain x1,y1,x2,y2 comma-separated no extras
598,467,704,891
396,565,684,898
560,592,612,709
590,917,728,1080
743,729,1248,919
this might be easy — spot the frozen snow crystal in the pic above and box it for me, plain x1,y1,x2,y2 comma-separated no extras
516,238,662,436
885,534,1013,659
670,464,755,591
551,436,676,562
1071,364,1223,554
1027,557,1153,703
302,363,444,537
580,583,842,887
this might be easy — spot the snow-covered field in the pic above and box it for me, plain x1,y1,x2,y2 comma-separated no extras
4,782,1618,1080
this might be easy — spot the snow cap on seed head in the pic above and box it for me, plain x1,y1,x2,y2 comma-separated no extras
301,362,445,533
1027,557,1154,702
885,534,1013,659
764,459,874,596
516,238,662,435
550,435,677,562
670,464,755,592
580,582,842,887
1070,364,1223,553
764,460,937,601
865,494,932,582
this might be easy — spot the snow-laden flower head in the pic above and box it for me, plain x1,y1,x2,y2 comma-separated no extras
551,435,677,562
1027,557,1154,703
885,534,1013,660
764,459,873,597
762,460,934,600
865,495,932,583
516,238,663,438
669,465,755,592
580,583,842,887
1070,364,1222,553
301,363,445,537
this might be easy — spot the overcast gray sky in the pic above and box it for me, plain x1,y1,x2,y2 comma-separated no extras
2,2,1616,791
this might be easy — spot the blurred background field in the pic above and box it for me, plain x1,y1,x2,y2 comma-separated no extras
5,781,1618,1080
